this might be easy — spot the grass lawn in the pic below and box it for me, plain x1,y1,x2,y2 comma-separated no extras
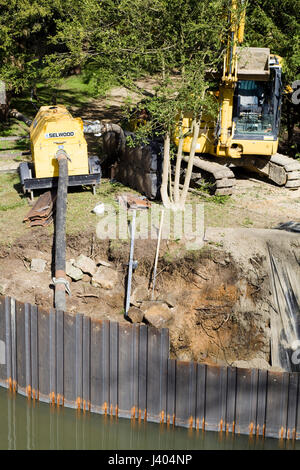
0,74,98,139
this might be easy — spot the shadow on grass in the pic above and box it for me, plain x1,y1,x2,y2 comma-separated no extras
11,80,95,121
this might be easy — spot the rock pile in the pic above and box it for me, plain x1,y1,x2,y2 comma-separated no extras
66,254,119,290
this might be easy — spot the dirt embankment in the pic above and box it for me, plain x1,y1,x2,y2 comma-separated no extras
0,227,299,371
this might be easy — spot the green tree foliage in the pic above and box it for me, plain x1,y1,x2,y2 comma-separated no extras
0,0,299,157
1,0,299,94
246,0,300,81
0,0,64,93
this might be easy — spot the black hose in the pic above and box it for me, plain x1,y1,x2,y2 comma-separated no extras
9,109,32,127
54,150,69,311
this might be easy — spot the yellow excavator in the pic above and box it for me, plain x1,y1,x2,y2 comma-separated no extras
173,0,300,195
104,0,300,198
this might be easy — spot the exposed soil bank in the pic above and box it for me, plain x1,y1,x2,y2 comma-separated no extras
0,227,299,371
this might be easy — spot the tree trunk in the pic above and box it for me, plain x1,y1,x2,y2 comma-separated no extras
160,133,172,208
178,118,200,209
0,86,10,123
173,124,184,204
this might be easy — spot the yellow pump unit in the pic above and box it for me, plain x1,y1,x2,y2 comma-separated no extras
20,105,101,199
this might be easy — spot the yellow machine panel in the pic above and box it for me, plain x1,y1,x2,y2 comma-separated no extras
29,105,89,178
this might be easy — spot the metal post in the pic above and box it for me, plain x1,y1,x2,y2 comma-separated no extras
125,210,136,318
151,209,164,300
53,149,70,311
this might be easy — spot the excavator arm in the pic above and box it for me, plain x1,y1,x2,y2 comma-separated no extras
218,0,246,153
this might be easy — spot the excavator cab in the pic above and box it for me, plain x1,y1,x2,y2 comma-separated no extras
233,65,282,139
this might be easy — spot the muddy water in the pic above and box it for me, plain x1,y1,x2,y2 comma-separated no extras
0,388,298,450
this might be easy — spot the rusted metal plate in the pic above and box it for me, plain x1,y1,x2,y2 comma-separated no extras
196,363,206,431
138,325,147,419
205,365,227,432
146,327,161,422
23,190,56,226
175,361,197,428
49,310,56,402
167,359,176,426
23,190,56,219
63,313,77,406
15,301,26,392
82,316,91,410
100,320,110,412
118,323,133,418
37,307,50,402
226,367,237,434
29,215,54,227
265,371,289,439
90,319,105,411
30,305,38,399
75,314,83,409
159,328,169,423
235,368,258,436
146,327,168,423
56,310,64,405
256,369,268,437
24,303,31,396
109,321,119,415
130,324,139,418
286,373,299,440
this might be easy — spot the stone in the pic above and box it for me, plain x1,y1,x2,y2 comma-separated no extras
92,266,119,290
66,261,83,281
177,349,193,362
30,258,46,273
157,292,177,308
142,301,173,329
232,358,270,370
96,259,112,267
74,254,97,276
127,307,144,324
24,249,51,263
130,286,149,307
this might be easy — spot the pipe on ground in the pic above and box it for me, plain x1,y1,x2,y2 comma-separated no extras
54,149,70,311
9,109,32,127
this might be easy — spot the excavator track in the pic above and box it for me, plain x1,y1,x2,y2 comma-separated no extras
269,153,300,189
227,153,300,190
104,130,300,198
182,155,236,195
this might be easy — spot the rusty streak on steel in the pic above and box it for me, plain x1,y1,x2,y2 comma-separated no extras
1,295,300,440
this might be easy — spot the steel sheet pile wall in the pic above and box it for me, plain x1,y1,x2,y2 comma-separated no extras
0,296,299,440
